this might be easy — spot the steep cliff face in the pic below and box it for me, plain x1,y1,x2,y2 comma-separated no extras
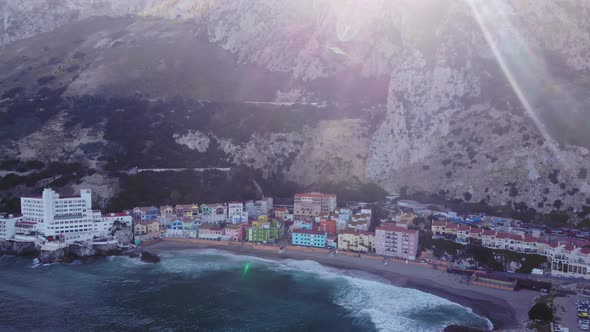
1,0,590,218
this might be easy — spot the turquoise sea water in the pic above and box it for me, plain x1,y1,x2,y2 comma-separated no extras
0,250,492,331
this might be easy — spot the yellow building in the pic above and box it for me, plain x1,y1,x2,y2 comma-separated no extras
257,215,269,223
146,220,160,233
274,208,289,219
396,212,417,225
134,222,147,235
338,230,375,253
134,220,160,235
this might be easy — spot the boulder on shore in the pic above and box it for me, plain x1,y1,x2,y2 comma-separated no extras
141,251,160,263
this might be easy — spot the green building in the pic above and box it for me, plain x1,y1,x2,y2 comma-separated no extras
247,219,284,243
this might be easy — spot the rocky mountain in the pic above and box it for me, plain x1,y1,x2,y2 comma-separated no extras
1,0,589,221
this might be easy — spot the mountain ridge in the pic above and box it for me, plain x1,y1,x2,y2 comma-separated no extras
1,0,589,221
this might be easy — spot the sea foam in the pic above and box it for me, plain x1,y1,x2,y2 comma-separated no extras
267,259,492,331
150,250,493,331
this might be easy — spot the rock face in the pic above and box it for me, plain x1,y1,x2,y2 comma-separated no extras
0,240,40,256
1,0,590,219
111,222,133,246
38,242,97,264
39,249,65,263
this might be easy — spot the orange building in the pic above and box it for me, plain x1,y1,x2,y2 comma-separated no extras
319,219,337,236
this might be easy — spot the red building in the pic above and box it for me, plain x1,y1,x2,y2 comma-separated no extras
319,219,337,236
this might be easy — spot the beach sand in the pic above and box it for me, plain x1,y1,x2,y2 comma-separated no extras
143,240,536,331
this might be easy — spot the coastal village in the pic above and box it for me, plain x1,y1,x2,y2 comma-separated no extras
3,188,590,330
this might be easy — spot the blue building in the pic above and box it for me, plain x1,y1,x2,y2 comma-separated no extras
166,217,198,238
291,229,327,248
132,206,159,220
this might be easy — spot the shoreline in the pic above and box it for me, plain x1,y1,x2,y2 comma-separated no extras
143,240,536,331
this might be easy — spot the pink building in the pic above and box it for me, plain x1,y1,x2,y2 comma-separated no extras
375,222,419,260
225,223,247,241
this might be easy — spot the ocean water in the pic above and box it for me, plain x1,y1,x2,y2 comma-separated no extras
0,250,492,331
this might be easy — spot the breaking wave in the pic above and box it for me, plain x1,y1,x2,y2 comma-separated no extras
155,250,493,331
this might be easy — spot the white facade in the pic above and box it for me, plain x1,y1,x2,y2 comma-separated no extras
0,214,21,240
546,244,590,279
245,198,273,218
257,197,273,216
20,188,95,243
228,202,248,224
18,188,128,244
201,204,227,224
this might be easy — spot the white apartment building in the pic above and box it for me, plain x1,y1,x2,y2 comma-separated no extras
0,213,22,240
18,188,125,244
20,188,95,243
201,203,227,224
245,198,273,218
545,243,590,279
228,202,248,224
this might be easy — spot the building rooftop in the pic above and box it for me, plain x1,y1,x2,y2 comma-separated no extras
101,212,129,217
377,223,417,234
134,206,157,212
293,228,326,235
432,220,447,227
0,213,21,219
16,220,37,226
137,220,159,226
294,192,336,198
339,229,375,236
175,204,196,209
225,223,245,229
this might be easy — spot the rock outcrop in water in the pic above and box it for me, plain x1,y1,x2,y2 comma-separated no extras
39,241,98,264
140,251,161,263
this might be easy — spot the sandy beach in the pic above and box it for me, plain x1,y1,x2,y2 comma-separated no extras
143,240,537,331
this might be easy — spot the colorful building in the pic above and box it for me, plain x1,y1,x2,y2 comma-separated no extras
247,219,283,243
274,207,289,219
166,217,198,238
132,206,159,220
159,205,174,217
201,203,227,224
375,222,419,260
134,220,161,244
319,219,337,236
225,223,247,241
291,228,327,248
338,230,375,253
